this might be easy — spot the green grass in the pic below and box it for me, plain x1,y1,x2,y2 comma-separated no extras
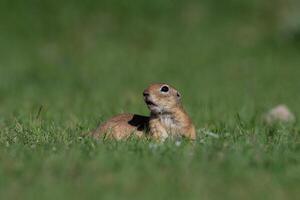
0,0,300,199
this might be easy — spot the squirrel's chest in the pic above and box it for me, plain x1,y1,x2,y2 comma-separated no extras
149,115,183,141
159,115,180,130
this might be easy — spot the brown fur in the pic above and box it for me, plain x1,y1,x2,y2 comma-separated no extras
91,83,196,141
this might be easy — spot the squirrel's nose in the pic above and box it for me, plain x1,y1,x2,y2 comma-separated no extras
143,90,150,97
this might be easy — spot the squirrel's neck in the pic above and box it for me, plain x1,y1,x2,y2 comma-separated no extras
150,106,191,128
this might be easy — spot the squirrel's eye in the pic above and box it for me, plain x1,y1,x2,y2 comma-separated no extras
160,86,169,93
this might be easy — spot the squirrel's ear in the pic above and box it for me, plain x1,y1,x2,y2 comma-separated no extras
176,92,181,100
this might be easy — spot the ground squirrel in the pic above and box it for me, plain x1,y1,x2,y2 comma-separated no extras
92,83,196,141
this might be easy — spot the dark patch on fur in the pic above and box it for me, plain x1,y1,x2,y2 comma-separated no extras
128,115,150,132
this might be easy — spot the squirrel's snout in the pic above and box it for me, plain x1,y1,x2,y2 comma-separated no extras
143,90,150,97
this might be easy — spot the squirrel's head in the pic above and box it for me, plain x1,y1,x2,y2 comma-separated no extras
143,83,182,114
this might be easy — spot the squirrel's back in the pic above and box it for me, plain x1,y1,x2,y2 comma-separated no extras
92,114,149,140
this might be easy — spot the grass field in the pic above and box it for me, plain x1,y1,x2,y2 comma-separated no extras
0,0,300,199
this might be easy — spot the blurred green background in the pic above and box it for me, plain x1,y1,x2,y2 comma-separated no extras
0,0,299,200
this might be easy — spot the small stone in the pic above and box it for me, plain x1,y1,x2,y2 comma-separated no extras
264,104,296,125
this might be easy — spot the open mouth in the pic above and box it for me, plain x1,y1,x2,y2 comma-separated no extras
145,100,157,106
